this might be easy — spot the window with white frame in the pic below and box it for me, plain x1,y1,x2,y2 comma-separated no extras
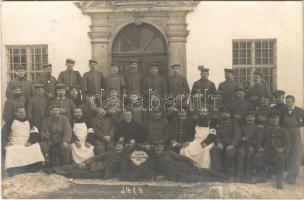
232,39,276,91
7,45,48,82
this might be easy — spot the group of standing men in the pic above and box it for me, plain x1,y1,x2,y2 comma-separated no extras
2,58,303,190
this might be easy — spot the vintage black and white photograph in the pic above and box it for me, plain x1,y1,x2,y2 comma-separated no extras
1,0,303,199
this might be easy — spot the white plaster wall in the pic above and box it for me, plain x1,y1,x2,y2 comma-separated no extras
1,1,303,106
187,1,303,106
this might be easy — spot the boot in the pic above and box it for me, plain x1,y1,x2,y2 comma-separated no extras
276,176,284,190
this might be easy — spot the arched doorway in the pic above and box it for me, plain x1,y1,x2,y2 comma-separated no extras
112,23,168,78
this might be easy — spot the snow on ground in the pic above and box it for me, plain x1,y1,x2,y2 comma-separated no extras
1,167,304,199
1,172,71,199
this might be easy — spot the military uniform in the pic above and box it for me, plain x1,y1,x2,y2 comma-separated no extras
125,72,143,95
36,64,56,99
218,76,239,107
104,74,126,97
210,119,241,174
114,119,145,144
155,150,228,182
58,70,82,90
41,114,72,167
147,116,169,145
3,95,26,123
82,70,105,95
247,83,271,106
6,77,34,100
27,87,48,130
229,96,254,122
253,124,290,188
49,97,75,122
236,123,260,179
91,115,115,155
168,116,196,152
143,75,167,97
167,74,190,96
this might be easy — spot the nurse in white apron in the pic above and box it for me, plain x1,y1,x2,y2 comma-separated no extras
70,108,95,164
180,111,216,169
5,107,45,170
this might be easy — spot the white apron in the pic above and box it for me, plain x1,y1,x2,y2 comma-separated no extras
180,126,214,169
71,123,94,164
5,120,45,169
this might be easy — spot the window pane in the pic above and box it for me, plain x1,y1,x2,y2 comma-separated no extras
13,48,19,54
262,58,268,64
247,42,251,49
269,49,273,57
262,49,268,57
240,42,246,49
269,57,273,64
233,42,239,49
255,41,261,49
256,58,261,65
269,41,274,49
13,56,20,63
240,50,246,57
240,58,246,64
21,55,26,63
262,41,268,48
247,58,251,65
21,48,26,54
233,50,238,59
233,59,238,65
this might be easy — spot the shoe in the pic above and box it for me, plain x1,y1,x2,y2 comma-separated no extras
276,181,284,190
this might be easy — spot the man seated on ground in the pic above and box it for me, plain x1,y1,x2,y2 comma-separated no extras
154,144,228,183
91,108,115,155
40,103,72,167
45,144,125,179
253,111,290,189
70,107,95,164
4,107,45,176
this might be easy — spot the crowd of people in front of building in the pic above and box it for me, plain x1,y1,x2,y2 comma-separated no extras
2,58,304,190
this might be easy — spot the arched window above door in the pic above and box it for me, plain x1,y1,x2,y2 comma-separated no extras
112,23,167,54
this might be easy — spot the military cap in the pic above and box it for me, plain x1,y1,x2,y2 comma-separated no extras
129,59,138,64
48,103,61,111
198,65,209,72
273,90,285,97
236,87,245,92
55,83,67,89
42,64,52,68
149,63,159,68
268,110,280,118
253,71,263,77
15,65,27,70
89,59,98,64
66,58,75,64
33,83,45,89
245,111,256,117
171,64,181,69
224,68,233,73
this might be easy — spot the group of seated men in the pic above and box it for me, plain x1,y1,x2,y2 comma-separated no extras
2,58,304,190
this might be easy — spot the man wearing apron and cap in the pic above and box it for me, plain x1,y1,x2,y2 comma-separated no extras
58,58,82,90
36,64,56,100
6,65,34,100
27,83,48,131
82,59,105,96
